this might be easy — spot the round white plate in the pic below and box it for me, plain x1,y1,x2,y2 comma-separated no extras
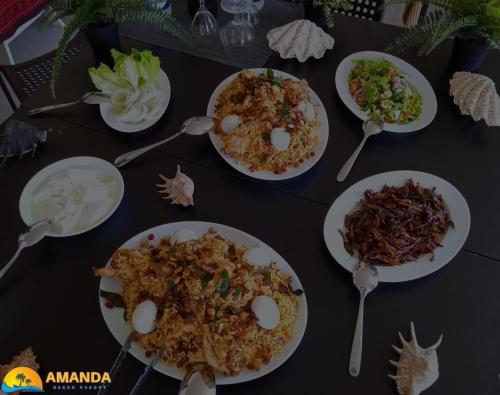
19,156,124,238
99,221,308,384
100,69,171,133
335,51,437,133
207,68,330,181
323,171,470,282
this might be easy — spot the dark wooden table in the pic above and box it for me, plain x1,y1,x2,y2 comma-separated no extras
1,16,500,395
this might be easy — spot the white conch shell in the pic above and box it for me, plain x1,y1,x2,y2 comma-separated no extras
156,165,194,207
266,19,334,62
389,322,443,395
449,71,500,126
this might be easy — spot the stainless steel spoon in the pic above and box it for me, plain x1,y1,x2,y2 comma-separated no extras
349,262,379,377
114,116,215,168
129,349,164,395
0,219,52,281
337,120,383,182
178,364,216,395
96,331,136,395
28,92,110,116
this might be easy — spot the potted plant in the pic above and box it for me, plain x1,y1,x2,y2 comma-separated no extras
290,0,353,27
385,0,500,71
41,0,191,98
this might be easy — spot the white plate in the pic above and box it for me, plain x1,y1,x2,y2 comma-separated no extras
335,51,437,133
323,171,470,282
19,156,124,237
99,221,308,384
100,70,171,133
207,68,330,181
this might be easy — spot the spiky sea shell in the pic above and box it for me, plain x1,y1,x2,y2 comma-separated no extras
449,71,500,126
266,19,334,62
0,119,48,166
389,322,443,395
156,165,194,207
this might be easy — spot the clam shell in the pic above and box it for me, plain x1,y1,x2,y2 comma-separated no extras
449,71,500,127
266,19,334,62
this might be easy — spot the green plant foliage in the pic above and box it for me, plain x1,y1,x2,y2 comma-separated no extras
312,0,353,27
41,0,192,98
385,0,500,55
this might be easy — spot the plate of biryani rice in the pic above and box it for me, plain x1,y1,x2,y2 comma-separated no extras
323,171,470,282
95,221,307,384
207,68,329,180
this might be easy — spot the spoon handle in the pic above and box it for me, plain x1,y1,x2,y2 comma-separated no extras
349,294,365,377
129,350,163,395
337,135,368,183
28,100,81,116
97,332,135,395
114,131,184,168
0,242,26,281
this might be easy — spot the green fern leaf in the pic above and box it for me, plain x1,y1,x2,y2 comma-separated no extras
419,15,479,55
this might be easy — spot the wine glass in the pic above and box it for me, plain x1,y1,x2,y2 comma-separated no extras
191,0,219,37
220,0,255,47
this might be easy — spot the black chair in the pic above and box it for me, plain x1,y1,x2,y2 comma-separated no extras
333,0,384,21
0,34,87,111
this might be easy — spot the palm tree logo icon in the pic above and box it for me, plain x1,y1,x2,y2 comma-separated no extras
15,373,26,387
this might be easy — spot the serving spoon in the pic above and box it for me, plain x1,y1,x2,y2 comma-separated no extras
0,219,52,281
349,262,379,377
28,92,110,116
178,364,216,395
114,116,215,168
98,301,158,395
337,120,383,182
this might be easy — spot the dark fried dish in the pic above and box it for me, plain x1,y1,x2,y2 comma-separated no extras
340,179,453,266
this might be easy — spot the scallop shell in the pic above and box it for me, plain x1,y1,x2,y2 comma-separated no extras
449,71,500,126
389,322,443,395
0,119,48,166
156,165,194,207
266,19,334,62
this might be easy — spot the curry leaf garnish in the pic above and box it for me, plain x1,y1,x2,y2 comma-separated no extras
225,306,237,315
167,278,176,290
266,69,281,85
281,103,291,122
100,290,126,308
288,285,304,296
216,269,230,297
200,270,214,287
233,286,243,298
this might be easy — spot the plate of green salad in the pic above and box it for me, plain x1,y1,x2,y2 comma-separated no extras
335,51,437,133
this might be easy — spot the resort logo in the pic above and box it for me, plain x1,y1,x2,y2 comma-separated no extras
1,366,44,392
45,371,111,391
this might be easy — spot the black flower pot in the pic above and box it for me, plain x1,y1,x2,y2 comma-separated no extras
83,23,122,67
187,0,218,19
449,38,490,72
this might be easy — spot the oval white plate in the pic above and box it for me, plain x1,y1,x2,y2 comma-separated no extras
99,221,308,384
335,51,437,133
207,68,330,181
323,171,470,282
100,69,171,133
19,156,124,238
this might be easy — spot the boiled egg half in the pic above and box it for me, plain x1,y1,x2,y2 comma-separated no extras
221,114,241,134
132,300,157,334
171,228,197,245
251,295,280,330
243,246,272,267
270,127,291,151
